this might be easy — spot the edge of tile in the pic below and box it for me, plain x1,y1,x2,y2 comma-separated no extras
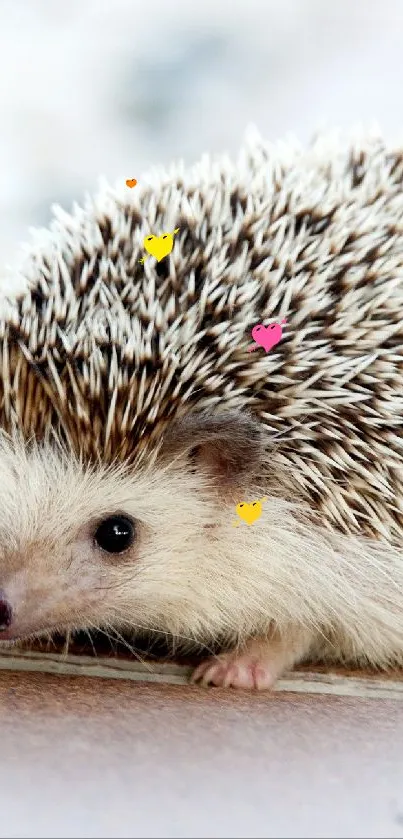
0,648,402,698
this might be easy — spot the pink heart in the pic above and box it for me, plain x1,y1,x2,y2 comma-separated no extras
251,320,286,353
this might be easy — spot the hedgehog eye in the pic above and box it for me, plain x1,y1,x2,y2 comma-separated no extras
94,515,135,555
147,236,154,241
162,235,168,239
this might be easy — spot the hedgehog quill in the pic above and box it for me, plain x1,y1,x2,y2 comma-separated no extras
0,129,403,689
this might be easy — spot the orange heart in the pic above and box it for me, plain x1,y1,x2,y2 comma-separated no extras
126,178,137,188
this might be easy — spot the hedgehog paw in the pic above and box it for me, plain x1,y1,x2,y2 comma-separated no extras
192,653,278,690
191,631,313,691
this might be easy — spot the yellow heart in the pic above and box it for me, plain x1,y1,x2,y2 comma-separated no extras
143,228,179,262
236,500,263,526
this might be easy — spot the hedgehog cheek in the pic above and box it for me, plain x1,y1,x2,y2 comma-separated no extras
160,410,265,492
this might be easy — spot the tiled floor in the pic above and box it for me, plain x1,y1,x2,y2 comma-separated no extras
0,652,402,838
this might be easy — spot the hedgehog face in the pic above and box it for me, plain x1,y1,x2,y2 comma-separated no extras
0,438,155,643
0,413,275,646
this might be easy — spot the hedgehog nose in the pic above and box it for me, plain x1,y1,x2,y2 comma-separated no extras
0,592,13,631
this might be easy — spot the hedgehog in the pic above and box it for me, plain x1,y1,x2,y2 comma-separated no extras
0,128,402,690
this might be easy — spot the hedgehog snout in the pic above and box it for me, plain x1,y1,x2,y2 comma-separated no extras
0,591,13,632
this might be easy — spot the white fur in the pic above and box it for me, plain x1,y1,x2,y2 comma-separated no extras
1,432,403,683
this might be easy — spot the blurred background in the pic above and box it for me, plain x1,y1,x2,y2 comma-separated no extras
1,0,403,268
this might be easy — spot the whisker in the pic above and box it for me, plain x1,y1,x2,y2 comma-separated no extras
103,624,154,672
81,627,98,658
108,612,218,658
85,621,116,653
62,629,71,657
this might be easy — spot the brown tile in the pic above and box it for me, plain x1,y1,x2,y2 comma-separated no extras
0,669,403,838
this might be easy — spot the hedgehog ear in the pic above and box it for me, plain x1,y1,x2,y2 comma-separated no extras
160,411,265,487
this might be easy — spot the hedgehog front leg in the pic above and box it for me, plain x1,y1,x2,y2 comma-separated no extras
191,627,314,690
